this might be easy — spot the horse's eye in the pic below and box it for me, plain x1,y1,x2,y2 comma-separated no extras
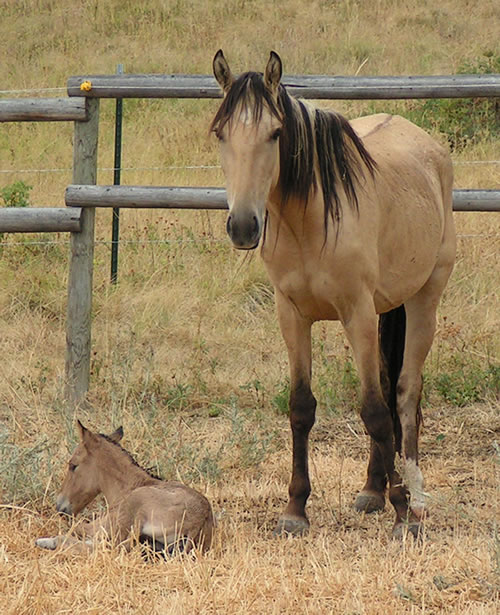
270,129,281,141
69,463,77,472
215,131,225,143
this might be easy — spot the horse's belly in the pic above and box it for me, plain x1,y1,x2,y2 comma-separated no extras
374,216,444,311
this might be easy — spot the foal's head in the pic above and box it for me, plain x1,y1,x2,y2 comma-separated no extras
211,49,284,250
56,421,124,516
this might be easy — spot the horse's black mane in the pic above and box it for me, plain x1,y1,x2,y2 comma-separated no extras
99,432,162,481
211,71,377,234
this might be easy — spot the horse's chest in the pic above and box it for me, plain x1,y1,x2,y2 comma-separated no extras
272,268,341,321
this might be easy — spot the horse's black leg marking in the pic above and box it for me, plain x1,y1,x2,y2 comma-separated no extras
359,389,413,529
356,306,406,514
274,379,316,536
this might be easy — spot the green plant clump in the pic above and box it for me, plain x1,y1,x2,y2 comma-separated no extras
0,180,32,208
404,53,500,150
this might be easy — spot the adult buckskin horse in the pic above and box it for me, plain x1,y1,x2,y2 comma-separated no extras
211,50,455,538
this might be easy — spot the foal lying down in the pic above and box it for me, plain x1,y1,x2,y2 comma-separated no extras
36,421,214,555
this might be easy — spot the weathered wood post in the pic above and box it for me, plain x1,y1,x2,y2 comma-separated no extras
65,98,99,407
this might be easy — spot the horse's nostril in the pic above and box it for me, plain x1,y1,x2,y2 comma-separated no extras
56,496,72,516
226,215,232,235
252,216,259,233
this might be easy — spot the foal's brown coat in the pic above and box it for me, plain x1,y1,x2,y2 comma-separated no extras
36,422,213,554
212,51,456,538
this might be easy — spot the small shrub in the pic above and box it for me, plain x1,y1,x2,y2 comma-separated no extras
404,52,500,150
272,380,290,415
0,180,32,208
432,362,499,407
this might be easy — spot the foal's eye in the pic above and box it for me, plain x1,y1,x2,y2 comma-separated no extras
69,463,77,472
270,129,281,141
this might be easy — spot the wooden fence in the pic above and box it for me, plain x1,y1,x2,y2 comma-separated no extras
0,72,499,407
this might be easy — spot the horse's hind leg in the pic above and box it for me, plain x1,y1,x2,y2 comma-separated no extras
393,287,450,535
355,306,406,514
342,297,417,535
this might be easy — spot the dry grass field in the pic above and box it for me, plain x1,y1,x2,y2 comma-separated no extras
0,1,499,613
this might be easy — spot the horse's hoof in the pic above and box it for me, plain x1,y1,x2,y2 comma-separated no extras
354,491,385,513
392,521,423,541
273,516,310,537
36,537,58,550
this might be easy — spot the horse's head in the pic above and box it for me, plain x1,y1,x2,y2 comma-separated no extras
56,421,123,516
212,50,284,249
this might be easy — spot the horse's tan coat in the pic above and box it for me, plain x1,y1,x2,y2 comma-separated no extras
36,422,213,554
213,51,456,538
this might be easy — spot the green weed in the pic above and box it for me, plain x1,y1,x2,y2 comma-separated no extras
431,361,499,407
272,380,290,415
404,53,500,150
0,180,32,208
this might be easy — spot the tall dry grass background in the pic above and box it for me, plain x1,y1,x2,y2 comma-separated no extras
0,1,499,613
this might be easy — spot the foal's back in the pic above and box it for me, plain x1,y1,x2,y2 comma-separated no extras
123,479,214,551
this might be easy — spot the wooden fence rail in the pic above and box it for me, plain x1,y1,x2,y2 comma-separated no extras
0,207,82,232
0,98,88,122
1,71,499,407
67,73,500,99
64,185,500,212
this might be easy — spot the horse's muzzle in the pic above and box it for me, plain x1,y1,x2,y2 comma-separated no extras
226,212,261,250
56,495,72,516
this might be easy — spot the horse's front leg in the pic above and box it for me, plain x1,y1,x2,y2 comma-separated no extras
273,292,316,536
36,513,119,553
36,534,94,553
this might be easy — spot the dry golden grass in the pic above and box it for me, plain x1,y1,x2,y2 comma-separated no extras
1,1,499,613
0,402,499,614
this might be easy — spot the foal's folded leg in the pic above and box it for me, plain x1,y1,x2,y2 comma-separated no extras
36,535,94,553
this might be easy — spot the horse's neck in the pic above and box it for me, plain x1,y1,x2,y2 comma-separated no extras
265,191,325,251
97,452,153,506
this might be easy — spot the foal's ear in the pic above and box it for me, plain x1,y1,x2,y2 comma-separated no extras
77,419,97,447
264,51,282,96
76,419,87,440
213,49,234,94
108,426,124,443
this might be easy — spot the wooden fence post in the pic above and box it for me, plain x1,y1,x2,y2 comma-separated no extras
65,98,99,408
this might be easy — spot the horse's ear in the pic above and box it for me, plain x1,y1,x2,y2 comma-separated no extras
76,420,87,440
77,420,98,447
108,426,124,443
264,51,282,96
213,49,234,94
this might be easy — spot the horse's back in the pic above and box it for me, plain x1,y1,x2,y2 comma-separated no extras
349,113,455,311
353,113,452,185
123,480,214,551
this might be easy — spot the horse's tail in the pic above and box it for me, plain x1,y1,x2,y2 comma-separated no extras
378,305,406,451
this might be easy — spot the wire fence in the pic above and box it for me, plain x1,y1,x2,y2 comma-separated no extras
0,87,66,96
0,232,498,248
0,161,498,175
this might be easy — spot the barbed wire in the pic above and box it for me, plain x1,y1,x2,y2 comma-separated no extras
0,165,221,175
0,233,498,248
0,161,498,176
0,238,228,247
0,87,66,96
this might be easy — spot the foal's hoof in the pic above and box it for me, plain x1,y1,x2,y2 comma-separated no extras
354,491,385,513
36,537,58,550
392,521,423,541
273,516,310,537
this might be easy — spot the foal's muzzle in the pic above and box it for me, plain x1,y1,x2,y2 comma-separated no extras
56,494,72,516
226,211,262,250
